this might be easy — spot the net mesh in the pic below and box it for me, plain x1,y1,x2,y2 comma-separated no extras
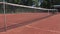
5,3,47,13
0,2,58,14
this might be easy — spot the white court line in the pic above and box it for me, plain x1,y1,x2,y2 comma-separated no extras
25,25,60,33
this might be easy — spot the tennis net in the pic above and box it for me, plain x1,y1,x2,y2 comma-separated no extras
0,2,58,32
0,2,58,14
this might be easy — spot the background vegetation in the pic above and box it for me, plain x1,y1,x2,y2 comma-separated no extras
0,0,60,13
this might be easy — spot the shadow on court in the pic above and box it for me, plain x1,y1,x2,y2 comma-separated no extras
0,14,57,32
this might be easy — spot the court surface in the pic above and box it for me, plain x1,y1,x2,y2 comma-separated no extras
0,13,60,34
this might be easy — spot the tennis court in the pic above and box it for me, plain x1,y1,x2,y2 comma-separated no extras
0,2,59,34
0,13,60,34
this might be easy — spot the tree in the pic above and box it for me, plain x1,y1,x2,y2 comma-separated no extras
0,0,3,2
20,0,33,6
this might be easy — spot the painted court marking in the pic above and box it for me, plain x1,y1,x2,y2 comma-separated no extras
25,25,60,33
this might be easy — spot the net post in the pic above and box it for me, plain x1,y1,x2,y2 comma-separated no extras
3,0,7,31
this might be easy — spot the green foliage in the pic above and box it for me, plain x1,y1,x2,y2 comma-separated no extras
40,0,51,8
4,0,60,8
0,0,3,2
26,0,33,6
54,0,60,5
13,0,21,4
